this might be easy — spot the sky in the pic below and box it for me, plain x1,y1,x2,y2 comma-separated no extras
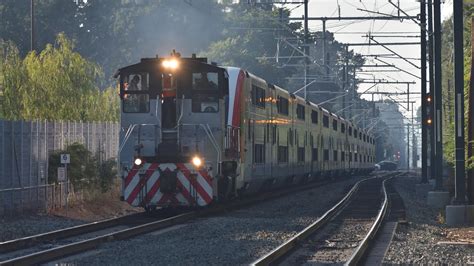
285,0,455,125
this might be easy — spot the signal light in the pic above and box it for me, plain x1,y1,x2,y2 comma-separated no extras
427,118,432,125
426,94,432,103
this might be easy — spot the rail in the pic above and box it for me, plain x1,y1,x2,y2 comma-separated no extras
345,172,402,265
252,172,401,266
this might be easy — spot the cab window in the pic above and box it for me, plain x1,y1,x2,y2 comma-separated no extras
191,72,219,113
122,73,150,113
192,72,218,90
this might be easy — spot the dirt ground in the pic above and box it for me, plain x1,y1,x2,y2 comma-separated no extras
50,182,141,222
444,227,474,244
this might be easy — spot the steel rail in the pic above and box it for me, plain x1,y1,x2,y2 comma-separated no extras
252,172,400,266
0,175,361,265
345,172,403,265
0,212,196,266
0,214,137,253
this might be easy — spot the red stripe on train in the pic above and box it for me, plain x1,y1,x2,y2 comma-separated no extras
126,163,159,205
176,163,212,204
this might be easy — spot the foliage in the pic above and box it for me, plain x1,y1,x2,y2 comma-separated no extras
48,142,117,193
441,6,473,168
0,34,118,121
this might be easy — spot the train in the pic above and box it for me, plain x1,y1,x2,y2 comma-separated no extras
116,51,375,210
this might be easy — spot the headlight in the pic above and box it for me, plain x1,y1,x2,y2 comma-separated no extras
134,158,143,166
162,59,179,69
192,156,202,167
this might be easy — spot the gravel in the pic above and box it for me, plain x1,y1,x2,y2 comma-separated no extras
0,214,84,242
383,175,474,265
65,176,367,265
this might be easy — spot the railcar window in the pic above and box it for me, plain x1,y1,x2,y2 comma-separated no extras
323,115,329,128
359,132,362,140
341,151,345,162
192,72,218,90
354,153,358,162
251,85,266,108
332,120,338,131
311,110,318,124
312,148,318,161
297,147,305,162
278,146,288,163
348,126,352,136
296,104,305,120
277,96,289,115
341,123,346,133
349,152,352,162
333,150,338,161
254,144,265,164
323,149,329,161
354,129,358,138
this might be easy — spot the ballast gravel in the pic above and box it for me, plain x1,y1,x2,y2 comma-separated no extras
0,215,84,242
66,176,367,265
383,175,474,265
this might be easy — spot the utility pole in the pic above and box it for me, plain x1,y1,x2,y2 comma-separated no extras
468,17,474,204
433,0,443,190
428,0,436,181
30,0,35,51
420,0,428,183
303,0,309,100
452,0,467,204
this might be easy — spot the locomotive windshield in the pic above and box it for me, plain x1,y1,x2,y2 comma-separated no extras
191,71,219,113
122,73,150,113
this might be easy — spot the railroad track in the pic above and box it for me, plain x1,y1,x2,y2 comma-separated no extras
0,174,368,265
252,171,403,265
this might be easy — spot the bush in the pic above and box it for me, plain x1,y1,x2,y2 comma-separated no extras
48,142,117,192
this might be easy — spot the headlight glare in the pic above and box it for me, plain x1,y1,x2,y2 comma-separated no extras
192,156,202,167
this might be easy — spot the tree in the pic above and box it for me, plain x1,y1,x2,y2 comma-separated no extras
0,34,118,121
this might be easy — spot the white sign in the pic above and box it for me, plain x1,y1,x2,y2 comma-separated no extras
57,167,66,182
60,154,70,164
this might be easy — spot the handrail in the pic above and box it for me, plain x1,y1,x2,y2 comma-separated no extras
118,123,161,155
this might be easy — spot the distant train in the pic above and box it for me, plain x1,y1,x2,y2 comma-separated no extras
116,51,375,210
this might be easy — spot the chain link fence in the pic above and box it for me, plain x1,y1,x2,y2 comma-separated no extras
0,120,119,217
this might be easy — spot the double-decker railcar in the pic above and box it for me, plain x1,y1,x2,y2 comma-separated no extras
116,51,375,210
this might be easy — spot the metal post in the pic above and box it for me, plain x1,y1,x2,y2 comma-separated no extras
304,0,309,100
433,0,444,190
421,0,428,183
407,123,410,170
428,0,436,181
322,19,328,76
468,17,474,204
453,0,466,204
30,0,35,51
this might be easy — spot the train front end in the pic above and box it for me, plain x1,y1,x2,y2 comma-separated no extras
117,52,234,209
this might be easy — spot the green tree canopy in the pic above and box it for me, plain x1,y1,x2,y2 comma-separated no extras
0,33,118,121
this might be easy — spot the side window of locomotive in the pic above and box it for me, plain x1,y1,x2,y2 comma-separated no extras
122,73,150,113
191,72,219,113
296,104,305,120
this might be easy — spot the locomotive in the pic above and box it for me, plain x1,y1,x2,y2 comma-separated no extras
116,51,375,210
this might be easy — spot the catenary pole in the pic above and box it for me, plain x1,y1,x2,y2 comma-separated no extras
453,0,467,204
433,0,443,190
421,0,428,183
